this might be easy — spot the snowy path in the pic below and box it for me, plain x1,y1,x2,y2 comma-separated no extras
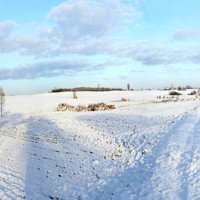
99,107,200,200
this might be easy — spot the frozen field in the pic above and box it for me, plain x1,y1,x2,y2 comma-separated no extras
0,90,200,199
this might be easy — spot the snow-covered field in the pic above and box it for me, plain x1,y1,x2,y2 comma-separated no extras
0,90,200,199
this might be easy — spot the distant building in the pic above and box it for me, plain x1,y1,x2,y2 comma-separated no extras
127,83,130,91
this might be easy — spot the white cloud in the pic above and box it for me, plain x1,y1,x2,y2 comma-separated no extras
0,21,16,38
0,1,141,58
1,1,200,71
0,21,17,52
0,21,47,56
110,42,200,65
42,0,141,56
173,29,200,41
0,59,123,80
47,0,140,40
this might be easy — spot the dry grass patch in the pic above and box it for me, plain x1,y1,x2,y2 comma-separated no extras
56,103,115,112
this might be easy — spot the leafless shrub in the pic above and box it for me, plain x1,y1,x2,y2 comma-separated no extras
121,98,129,102
56,103,75,111
0,87,5,117
188,90,197,95
56,103,115,112
87,103,114,111
169,91,182,96
75,105,88,112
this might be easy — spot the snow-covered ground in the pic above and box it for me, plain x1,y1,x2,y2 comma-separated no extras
0,90,200,199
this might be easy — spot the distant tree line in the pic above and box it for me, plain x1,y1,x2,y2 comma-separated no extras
164,85,194,91
51,87,123,93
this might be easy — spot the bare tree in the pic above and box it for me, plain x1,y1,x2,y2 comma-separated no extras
0,87,5,117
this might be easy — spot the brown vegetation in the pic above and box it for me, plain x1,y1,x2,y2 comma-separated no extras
188,90,197,95
121,98,130,102
169,91,182,96
56,103,115,112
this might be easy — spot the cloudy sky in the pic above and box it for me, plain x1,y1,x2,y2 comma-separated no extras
0,0,200,94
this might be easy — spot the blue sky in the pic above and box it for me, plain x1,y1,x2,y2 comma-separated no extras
0,0,200,94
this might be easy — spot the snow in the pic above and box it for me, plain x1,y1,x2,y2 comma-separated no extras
0,90,200,199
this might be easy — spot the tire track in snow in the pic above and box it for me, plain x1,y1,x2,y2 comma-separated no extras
130,107,200,200
97,106,200,200
0,136,26,199
178,113,200,200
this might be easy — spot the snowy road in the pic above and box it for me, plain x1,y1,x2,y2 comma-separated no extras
98,106,200,200
139,108,200,200
0,91,200,199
